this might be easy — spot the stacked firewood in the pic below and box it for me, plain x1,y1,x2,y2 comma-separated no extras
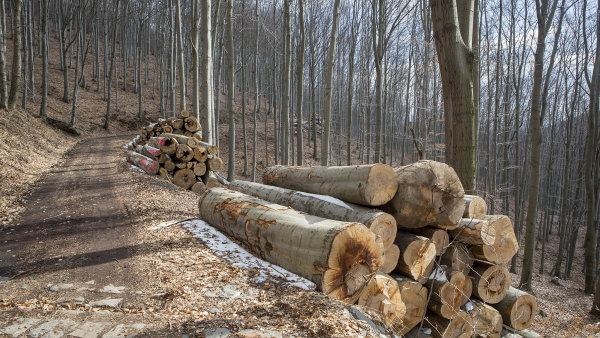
195,160,537,337
125,111,223,194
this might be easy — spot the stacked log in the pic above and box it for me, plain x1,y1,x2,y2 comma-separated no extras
198,188,382,304
183,160,537,336
125,111,223,193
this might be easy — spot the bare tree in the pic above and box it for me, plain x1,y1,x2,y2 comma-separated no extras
7,0,22,110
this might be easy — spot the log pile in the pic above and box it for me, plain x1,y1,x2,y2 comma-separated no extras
193,160,537,336
125,111,223,193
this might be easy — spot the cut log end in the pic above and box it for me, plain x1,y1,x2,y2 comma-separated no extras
471,264,511,304
493,287,538,331
424,311,474,338
394,234,436,283
463,195,487,218
380,244,400,274
368,212,397,249
173,169,196,189
470,215,519,265
466,300,503,338
191,181,207,195
363,163,399,206
322,223,383,303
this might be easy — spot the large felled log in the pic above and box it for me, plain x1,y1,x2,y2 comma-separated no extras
426,269,470,319
198,188,383,303
470,263,511,304
449,218,496,246
463,195,487,218
383,160,465,228
175,144,194,162
440,242,474,276
467,215,518,265
380,244,400,273
394,232,436,283
127,152,159,175
491,287,537,331
263,164,398,206
357,274,427,335
161,133,200,148
173,169,196,189
422,311,474,338
465,299,503,338
405,228,449,256
229,180,397,248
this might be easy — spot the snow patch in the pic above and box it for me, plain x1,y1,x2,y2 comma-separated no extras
129,165,145,173
181,219,316,290
149,220,182,230
295,191,353,210
423,328,432,335
465,301,474,312
429,267,448,282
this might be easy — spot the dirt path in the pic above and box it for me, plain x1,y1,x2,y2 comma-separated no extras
0,135,154,337
0,136,389,338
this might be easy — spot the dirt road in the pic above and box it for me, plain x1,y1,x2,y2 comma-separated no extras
0,136,385,337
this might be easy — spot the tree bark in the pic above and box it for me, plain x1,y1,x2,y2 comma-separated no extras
263,164,398,206
174,0,185,112
463,195,487,218
426,270,469,319
430,0,477,192
404,227,449,256
198,188,383,303
0,0,7,108
226,0,235,181
422,312,474,338
229,180,397,248
320,0,341,166
465,299,503,338
127,152,159,175
7,0,22,110
491,286,537,331
383,160,465,228
440,242,474,276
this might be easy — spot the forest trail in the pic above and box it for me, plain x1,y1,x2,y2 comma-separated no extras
0,135,152,337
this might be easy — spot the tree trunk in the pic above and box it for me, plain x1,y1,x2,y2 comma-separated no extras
103,0,120,129
0,0,7,108
174,0,185,112
39,0,47,119
491,286,537,331
198,188,383,303
357,273,427,335
383,160,465,228
295,0,305,166
226,0,235,181
7,0,22,110
430,0,477,192
263,164,397,206
320,0,341,166
229,180,397,248
199,0,214,143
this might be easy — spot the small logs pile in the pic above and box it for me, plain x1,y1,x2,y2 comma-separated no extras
125,111,223,194
196,160,537,336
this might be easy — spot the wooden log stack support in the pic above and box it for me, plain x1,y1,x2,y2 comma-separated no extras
124,111,223,193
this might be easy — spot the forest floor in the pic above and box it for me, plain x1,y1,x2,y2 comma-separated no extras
1,33,599,337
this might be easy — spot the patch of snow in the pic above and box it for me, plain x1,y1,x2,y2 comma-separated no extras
465,301,474,312
129,165,145,173
429,267,448,282
295,191,353,210
149,220,182,230
423,328,432,335
181,219,316,290
121,144,128,149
